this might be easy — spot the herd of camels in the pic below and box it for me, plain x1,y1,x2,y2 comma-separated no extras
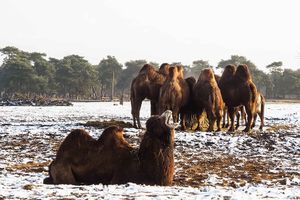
131,63,265,132
44,63,265,186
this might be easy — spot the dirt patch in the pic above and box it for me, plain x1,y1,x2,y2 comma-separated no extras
173,154,299,187
83,119,135,129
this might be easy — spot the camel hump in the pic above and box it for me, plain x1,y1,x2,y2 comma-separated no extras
236,64,252,82
98,126,130,148
63,129,94,145
159,63,170,76
139,64,155,74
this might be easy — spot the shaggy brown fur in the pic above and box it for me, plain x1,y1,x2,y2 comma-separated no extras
193,68,224,132
43,111,176,186
159,65,190,124
219,64,258,132
130,63,170,128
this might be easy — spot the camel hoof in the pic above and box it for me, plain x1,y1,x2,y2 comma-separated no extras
228,125,235,132
207,127,214,132
243,127,250,132
43,177,53,184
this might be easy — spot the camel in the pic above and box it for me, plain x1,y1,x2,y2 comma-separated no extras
130,63,170,128
193,68,224,132
159,65,191,126
219,64,258,132
43,110,178,185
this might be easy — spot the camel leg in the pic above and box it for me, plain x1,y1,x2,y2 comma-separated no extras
235,109,240,129
195,108,204,131
241,106,247,125
137,112,142,129
259,113,264,130
131,98,137,128
216,116,221,132
222,107,227,128
173,111,179,124
208,118,216,132
222,108,226,128
216,110,222,132
251,113,257,129
150,101,158,116
225,109,230,128
228,107,235,132
50,162,77,184
194,114,201,131
180,113,187,131
259,100,265,130
244,104,254,132
226,114,230,128
206,108,215,132
131,101,137,128
132,115,137,128
131,95,144,128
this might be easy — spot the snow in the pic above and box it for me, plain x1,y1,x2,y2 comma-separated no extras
0,101,299,199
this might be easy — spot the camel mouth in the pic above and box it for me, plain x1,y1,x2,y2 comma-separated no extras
161,110,179,129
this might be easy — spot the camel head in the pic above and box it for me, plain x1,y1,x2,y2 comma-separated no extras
198,68,215,83
146,110,178,139
161,110,179,129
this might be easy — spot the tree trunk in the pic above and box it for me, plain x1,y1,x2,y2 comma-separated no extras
111,70,115,101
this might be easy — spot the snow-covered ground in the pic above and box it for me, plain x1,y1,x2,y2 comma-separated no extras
0,101,299,199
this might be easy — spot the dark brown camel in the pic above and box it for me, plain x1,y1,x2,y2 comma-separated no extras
130,63,170,128
219,64,258,132
43,110,178,186
179,76,197,130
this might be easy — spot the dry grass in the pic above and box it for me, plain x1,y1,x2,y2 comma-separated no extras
266,99,300,104
266,124,296,132
7,161,51,173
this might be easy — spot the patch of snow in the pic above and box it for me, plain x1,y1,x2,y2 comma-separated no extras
0,102,299,199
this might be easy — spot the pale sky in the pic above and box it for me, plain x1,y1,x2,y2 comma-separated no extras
1,0,300,71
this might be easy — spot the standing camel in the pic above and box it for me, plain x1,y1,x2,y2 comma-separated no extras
159,65,190,126
130,63,170,128
219,64,258,132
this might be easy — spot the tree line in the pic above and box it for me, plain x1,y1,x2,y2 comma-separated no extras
0,46,299,100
